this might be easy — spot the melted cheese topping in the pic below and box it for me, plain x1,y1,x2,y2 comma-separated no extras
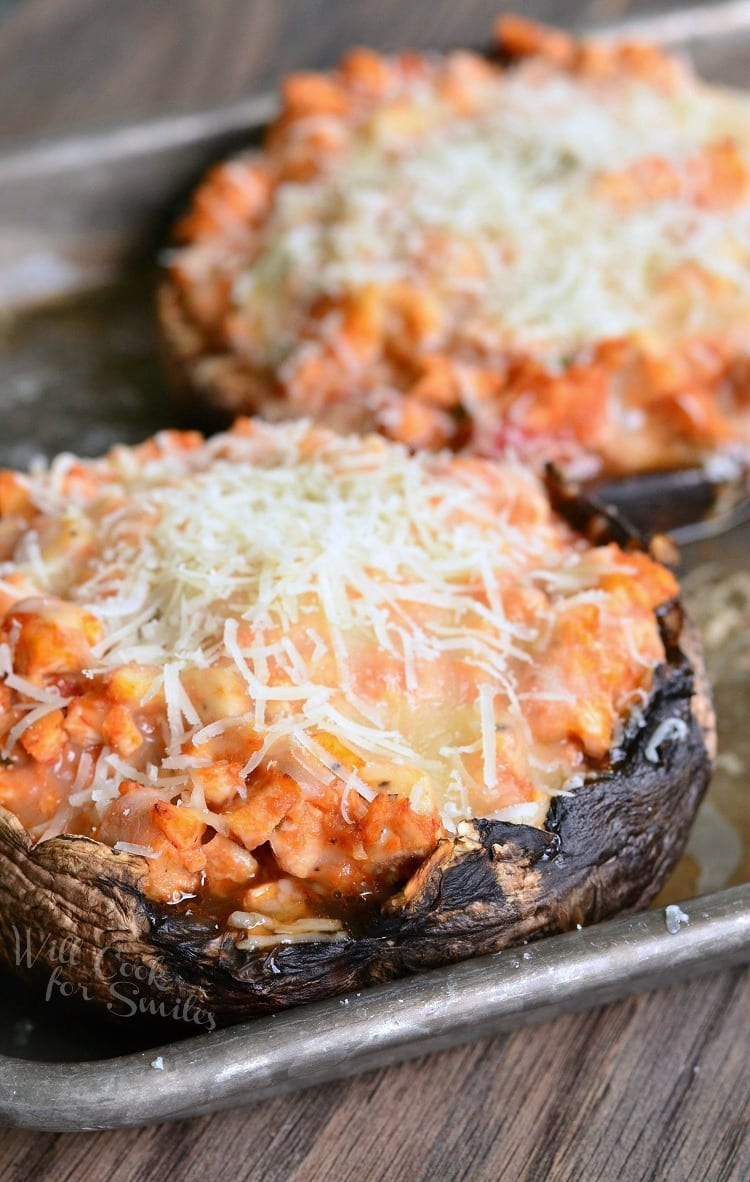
0,421,676,916
167,34,750,477
242,68,750,362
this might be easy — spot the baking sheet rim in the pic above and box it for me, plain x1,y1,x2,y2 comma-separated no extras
0,885,748,1131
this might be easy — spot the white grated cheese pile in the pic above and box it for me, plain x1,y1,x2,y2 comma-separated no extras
237,64,750,365
3,421,663,834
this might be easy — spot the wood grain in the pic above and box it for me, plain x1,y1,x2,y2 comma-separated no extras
0,970,747,1181
0,0,692,148
0,2,747,1179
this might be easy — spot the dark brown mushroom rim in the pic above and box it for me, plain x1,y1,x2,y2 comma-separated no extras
0,481,715,1028
590,467,750,544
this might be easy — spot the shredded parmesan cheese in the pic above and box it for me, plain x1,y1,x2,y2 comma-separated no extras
226,59,750,371
645,717,690,763
113,841,160,859
0,421,673,870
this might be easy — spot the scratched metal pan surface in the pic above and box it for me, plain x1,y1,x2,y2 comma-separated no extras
0,2,748,1131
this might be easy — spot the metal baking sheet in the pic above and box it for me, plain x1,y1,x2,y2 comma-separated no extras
0,1,748,1131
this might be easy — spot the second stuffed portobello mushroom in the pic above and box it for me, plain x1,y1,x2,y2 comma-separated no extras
159,15,750,535
0,420,713,1025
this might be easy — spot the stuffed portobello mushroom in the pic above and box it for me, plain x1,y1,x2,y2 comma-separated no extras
159,15,750,534
0,419,713,1025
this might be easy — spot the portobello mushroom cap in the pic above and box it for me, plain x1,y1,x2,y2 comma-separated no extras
0,479,715,1026
156,13,750,542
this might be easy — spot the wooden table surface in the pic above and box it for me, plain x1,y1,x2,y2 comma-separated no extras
0,2,748,1179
